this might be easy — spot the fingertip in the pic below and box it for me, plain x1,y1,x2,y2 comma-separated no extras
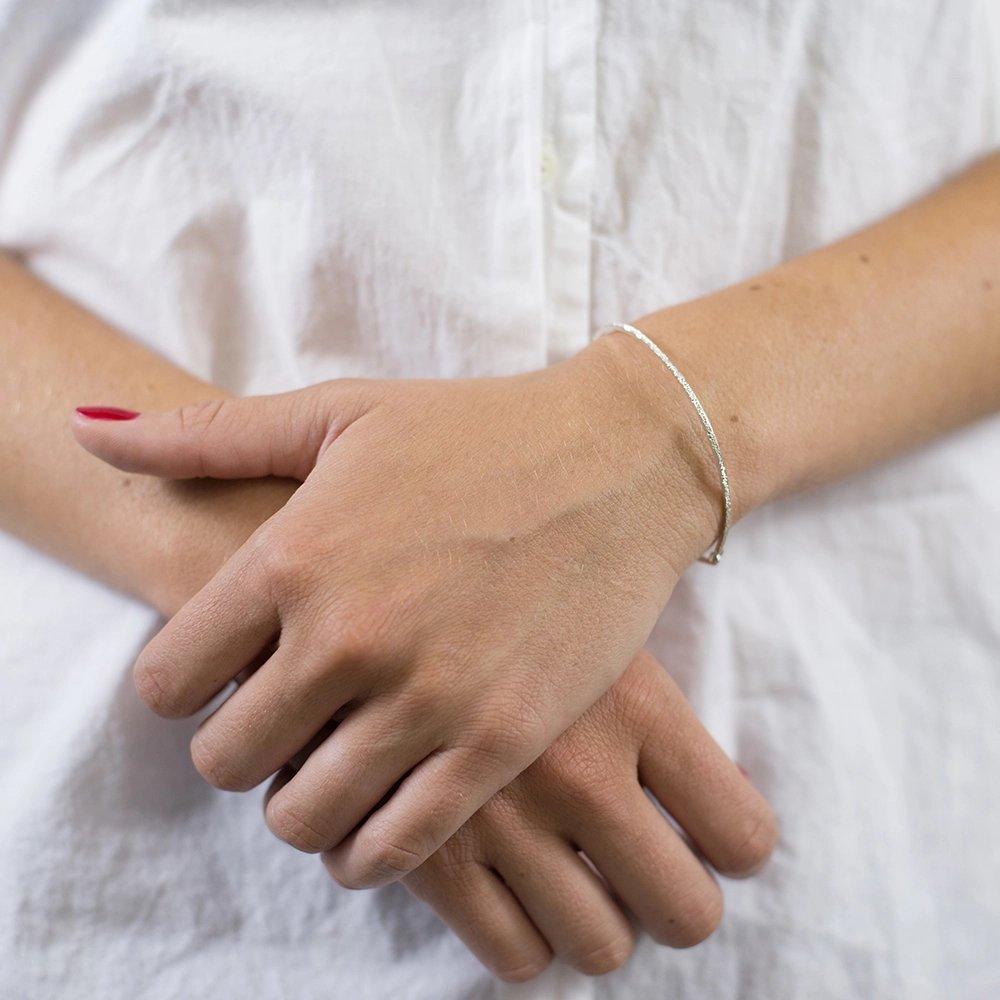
71,406,152,471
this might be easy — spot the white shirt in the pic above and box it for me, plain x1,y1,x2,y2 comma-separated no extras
1,2,998,998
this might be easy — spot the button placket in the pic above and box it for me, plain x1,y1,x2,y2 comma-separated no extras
538,0,598,365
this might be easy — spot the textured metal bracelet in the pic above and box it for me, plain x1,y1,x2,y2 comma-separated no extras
596,322,731,565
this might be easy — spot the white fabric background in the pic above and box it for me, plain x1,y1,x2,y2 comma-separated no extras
0,2,998,998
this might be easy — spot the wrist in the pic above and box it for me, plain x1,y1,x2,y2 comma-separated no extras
579,298,784,565
570,331,728,573
620,302,782,523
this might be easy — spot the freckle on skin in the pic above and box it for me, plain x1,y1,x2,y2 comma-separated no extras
122,478,131,487
859,254,870,263
984,280,994,291
729,415,739,424
749,284,762,291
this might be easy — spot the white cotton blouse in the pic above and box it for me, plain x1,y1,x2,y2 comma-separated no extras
1,2,999,998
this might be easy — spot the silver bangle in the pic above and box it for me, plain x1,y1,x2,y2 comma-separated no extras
596,322,731,565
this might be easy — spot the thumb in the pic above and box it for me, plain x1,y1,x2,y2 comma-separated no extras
72,386,367,481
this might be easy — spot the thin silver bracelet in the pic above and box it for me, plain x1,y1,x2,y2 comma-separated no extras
596,322,731,565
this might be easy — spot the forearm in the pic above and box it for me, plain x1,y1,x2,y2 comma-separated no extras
0,254,294,614
612,149,1000,523
10,148,998,613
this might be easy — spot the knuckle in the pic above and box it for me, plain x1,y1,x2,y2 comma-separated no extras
178,398,226,435
328,606,393,667
468,725,523,772
430,828,480,873
352,830,427,887
321,857,366,892
608,655,679,739
653,887,724,949
567,928,635,976
716,804,779,878
133,655,186,718
603,658,651,714
475,780,530,832
264,795,331,854
402,838,480,898
492,952,552,983
177,399,228,475
396,678,440,720
457,706,540,777
552,749,625,813
189,734,256,792
251,530,316,597
347,587,420,671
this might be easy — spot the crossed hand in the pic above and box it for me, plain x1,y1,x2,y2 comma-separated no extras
74,340,776,980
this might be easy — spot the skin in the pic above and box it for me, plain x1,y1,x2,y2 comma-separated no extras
71,151,1000,887
0,253,296,616
394,651,775,980
0,253,775,978
3,148,1000,979
71,341,723,898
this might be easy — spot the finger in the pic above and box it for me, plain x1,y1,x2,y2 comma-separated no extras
490,828,635,976
264,765,295,810
323,741,531,889
401,849,552,983
133,549,278,718
639,669,778,878
72,383,372,481
187,640,355,792
573,787,724,949
263,697,440,856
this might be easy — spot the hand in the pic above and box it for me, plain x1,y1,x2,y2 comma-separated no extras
393,651,777,981
93,445,775,981
73,335,722,888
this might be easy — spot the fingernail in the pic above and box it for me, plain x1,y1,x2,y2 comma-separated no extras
76,406,140,421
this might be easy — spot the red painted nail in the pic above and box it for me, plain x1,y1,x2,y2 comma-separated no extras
76,406,140,421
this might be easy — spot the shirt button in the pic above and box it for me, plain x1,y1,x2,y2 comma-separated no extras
540,138,558,187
